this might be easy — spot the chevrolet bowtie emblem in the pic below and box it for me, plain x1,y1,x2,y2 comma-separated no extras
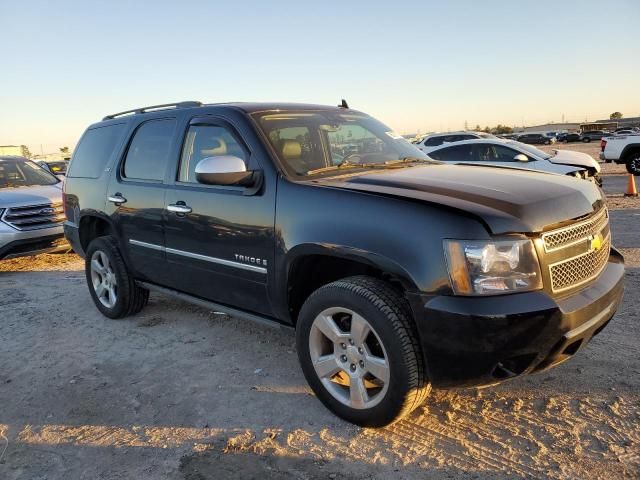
589,233,604,252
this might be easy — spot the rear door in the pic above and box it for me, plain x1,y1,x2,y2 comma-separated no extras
106,117,178,281
162,115,275,316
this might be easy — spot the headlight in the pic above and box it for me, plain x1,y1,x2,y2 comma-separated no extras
444,239,542,295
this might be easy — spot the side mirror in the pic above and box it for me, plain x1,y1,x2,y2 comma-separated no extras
195,156,255,186
513,154,529,162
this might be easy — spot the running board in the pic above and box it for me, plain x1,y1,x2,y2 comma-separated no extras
136,281,294,332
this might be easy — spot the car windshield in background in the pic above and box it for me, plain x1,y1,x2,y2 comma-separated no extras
0,159,59,188
253,111,430,177
508,141,552,159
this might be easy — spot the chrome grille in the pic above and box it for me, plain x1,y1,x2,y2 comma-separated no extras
542,207,608,252
1,203,65,231
549,234,610,292
542,207,611,293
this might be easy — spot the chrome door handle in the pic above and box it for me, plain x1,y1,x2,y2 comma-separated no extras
108,194,127,204
167,203,192,214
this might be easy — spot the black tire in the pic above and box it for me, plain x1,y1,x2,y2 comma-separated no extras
296,276,430,427
85,236,149,319
626,153,640,176
544,140,551,145
583,137,591,143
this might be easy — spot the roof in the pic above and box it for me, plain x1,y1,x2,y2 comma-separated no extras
100,100,351,121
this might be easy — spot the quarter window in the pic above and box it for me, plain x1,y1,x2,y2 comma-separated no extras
68,123,126,178
178,124,247,183
123,119,176,181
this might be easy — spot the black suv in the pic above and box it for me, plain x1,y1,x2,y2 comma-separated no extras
516,133,552,145
64,101,624,427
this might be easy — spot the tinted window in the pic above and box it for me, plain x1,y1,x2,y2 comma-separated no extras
123,119,176,181
178,124,248,183
424,136,445,146
428,145,474,162
472,145,520,162
67,123,126,178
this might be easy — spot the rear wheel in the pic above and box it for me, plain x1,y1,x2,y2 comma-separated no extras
583,137,591,143
85,236,149,319
296,276,430,427
627,153,640,176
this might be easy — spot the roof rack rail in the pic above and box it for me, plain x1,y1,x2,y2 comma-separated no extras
102,101,202,120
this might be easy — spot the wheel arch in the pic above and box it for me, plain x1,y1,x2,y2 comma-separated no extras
78,212,117,254
282,243,419,325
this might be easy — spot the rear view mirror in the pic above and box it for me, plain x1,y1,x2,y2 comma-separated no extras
513,154,529,162
195,156,255,186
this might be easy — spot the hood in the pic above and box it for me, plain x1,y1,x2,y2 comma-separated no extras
310,164,603,234
549,149,601,173
0,184,63,209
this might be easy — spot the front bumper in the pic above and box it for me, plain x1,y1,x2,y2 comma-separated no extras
408,248,625,388
0,224,68,260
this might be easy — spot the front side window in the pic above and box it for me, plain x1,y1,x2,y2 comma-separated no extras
123,119,176,181
472,145,521,162
509,142,549,159
178,124,248,183
424,136,445,146
0,160,59,188
253,111,428,177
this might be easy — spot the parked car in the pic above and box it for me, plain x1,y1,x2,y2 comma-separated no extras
64,101,624,427
414,131,496,153
517,133,553,145
600,134,640,174
557,132,581,143
37,160,69,175
426,139,601,183
0,156,68,260
580,130,610,143
613,130,635,135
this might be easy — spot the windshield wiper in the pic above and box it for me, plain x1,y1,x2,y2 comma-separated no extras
305,162,388,176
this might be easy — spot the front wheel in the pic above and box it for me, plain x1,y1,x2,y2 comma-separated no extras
627,153,640,175
296,276,430,427
85,236,149,319
583,137,591,143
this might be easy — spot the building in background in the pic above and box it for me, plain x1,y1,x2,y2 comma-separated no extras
0,145,31,158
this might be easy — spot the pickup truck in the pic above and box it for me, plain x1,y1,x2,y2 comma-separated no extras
600,134,640,174
63,101,624,427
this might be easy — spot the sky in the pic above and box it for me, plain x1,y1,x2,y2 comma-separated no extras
1,0,639,154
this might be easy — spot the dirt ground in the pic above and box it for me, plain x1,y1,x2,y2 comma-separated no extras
1,156,639,479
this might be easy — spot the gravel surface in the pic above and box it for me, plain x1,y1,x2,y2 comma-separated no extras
0,167,638,479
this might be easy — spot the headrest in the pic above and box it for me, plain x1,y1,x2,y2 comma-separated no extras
280,140,302,160
201,137,227,156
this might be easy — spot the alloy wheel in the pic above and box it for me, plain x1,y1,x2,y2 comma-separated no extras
90,250,117,308
308,307,390,409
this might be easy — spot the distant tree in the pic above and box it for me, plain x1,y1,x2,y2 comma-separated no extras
21,145,32,159
474,124,481,131
464,120,469,130
610,112,623,120
59,146,70,155
492,124,513,134
482,126,491,133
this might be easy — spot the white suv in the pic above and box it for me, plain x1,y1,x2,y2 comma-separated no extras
413,131,496,153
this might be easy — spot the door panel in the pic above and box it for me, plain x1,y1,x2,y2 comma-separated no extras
162,118,275,316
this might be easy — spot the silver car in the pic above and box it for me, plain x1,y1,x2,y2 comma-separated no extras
0,156,68,260
426,139,601,184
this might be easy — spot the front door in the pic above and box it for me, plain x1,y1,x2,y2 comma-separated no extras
163,117,275,316
105,117,177,281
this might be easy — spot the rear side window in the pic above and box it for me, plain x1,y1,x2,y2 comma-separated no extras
123,118,176,181
67,123,126,178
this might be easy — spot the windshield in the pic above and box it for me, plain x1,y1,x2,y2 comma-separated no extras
508,141,552,159
0,159,59,188
253,111,430,177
